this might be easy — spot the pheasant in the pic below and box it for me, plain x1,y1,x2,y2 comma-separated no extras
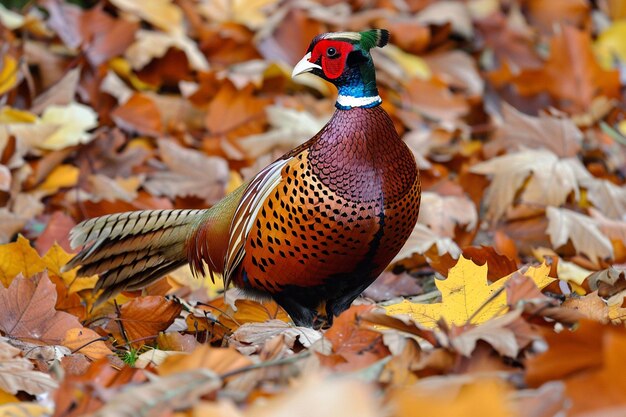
65,29,421,327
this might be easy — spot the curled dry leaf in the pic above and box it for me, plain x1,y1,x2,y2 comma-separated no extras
230,320,322,355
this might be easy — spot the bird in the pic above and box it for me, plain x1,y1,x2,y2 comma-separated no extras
64,29,421,328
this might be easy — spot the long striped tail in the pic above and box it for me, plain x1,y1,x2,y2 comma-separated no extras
63,209,209,304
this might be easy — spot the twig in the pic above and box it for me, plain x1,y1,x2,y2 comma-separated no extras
219,351,312,379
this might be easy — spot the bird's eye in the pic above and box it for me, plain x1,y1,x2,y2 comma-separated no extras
326,47,337,57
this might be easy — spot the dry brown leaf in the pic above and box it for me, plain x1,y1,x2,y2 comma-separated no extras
31,67,80,115
363,271,423,302
319,305,390,371
110,93,163,136
143,139,229,204
109,296,182,348
246,373,380,417
0,339,58,395
470,149,592,220
158,344,252,376
90,369,221,417
510,25,620,112
418,192,477,238
484,103,583,158
230,319,322,354
0,272,111,358
526,320,626,415
546,207,614,263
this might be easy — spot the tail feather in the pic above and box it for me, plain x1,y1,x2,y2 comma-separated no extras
64,209,209,304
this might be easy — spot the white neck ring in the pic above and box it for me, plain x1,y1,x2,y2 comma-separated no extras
336,94,382,108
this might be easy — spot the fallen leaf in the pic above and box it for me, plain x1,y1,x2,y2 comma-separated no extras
0,339,58,395
363,271,423,302
0,235,46,287
110,93,163,136
125,29,209,72
110,0,183,33
485,103,583,158
595,20,626,69
0,272,109,354
198,0,279,30
319,305,390,371
91,369,221,417
143,139,229,204
392,378,514,417
546,207,613,263
230,320,322,354
39,103,98,150
385,257,553,328
158,344,252,376
246,373,380,417
526,320,626,415
510,25,620,112
108,296,182,348
470,149,592,220
418,192,477,238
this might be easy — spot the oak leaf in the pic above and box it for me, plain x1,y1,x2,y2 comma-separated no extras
384,257,553,328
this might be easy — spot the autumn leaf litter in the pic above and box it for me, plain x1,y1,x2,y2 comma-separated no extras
1,0,626,416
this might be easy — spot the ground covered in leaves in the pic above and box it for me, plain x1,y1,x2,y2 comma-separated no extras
1,0,626,416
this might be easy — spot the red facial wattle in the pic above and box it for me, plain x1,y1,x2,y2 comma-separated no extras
310,40,354,80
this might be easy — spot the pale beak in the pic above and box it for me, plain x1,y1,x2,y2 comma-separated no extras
292,52,322,78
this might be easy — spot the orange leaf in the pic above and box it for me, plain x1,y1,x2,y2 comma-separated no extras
111,93,163,136
109,296,182,348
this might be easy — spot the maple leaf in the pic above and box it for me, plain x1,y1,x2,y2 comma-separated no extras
470,148,592,221
384,257,553,328
546,207,614,263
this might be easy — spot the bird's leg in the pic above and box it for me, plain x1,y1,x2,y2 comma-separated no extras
273,294,318,328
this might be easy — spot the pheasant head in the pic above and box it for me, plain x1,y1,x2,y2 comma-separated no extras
292,29,389,109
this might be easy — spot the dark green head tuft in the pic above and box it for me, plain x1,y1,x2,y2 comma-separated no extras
359,29,390,50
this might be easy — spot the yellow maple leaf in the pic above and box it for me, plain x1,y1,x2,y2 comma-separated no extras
42,243,97,293
385,256,553,328
0,235,46,287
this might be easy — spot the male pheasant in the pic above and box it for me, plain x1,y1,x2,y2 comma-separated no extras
65,29,421,327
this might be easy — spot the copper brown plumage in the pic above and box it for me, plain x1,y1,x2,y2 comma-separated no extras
64,29,421,327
